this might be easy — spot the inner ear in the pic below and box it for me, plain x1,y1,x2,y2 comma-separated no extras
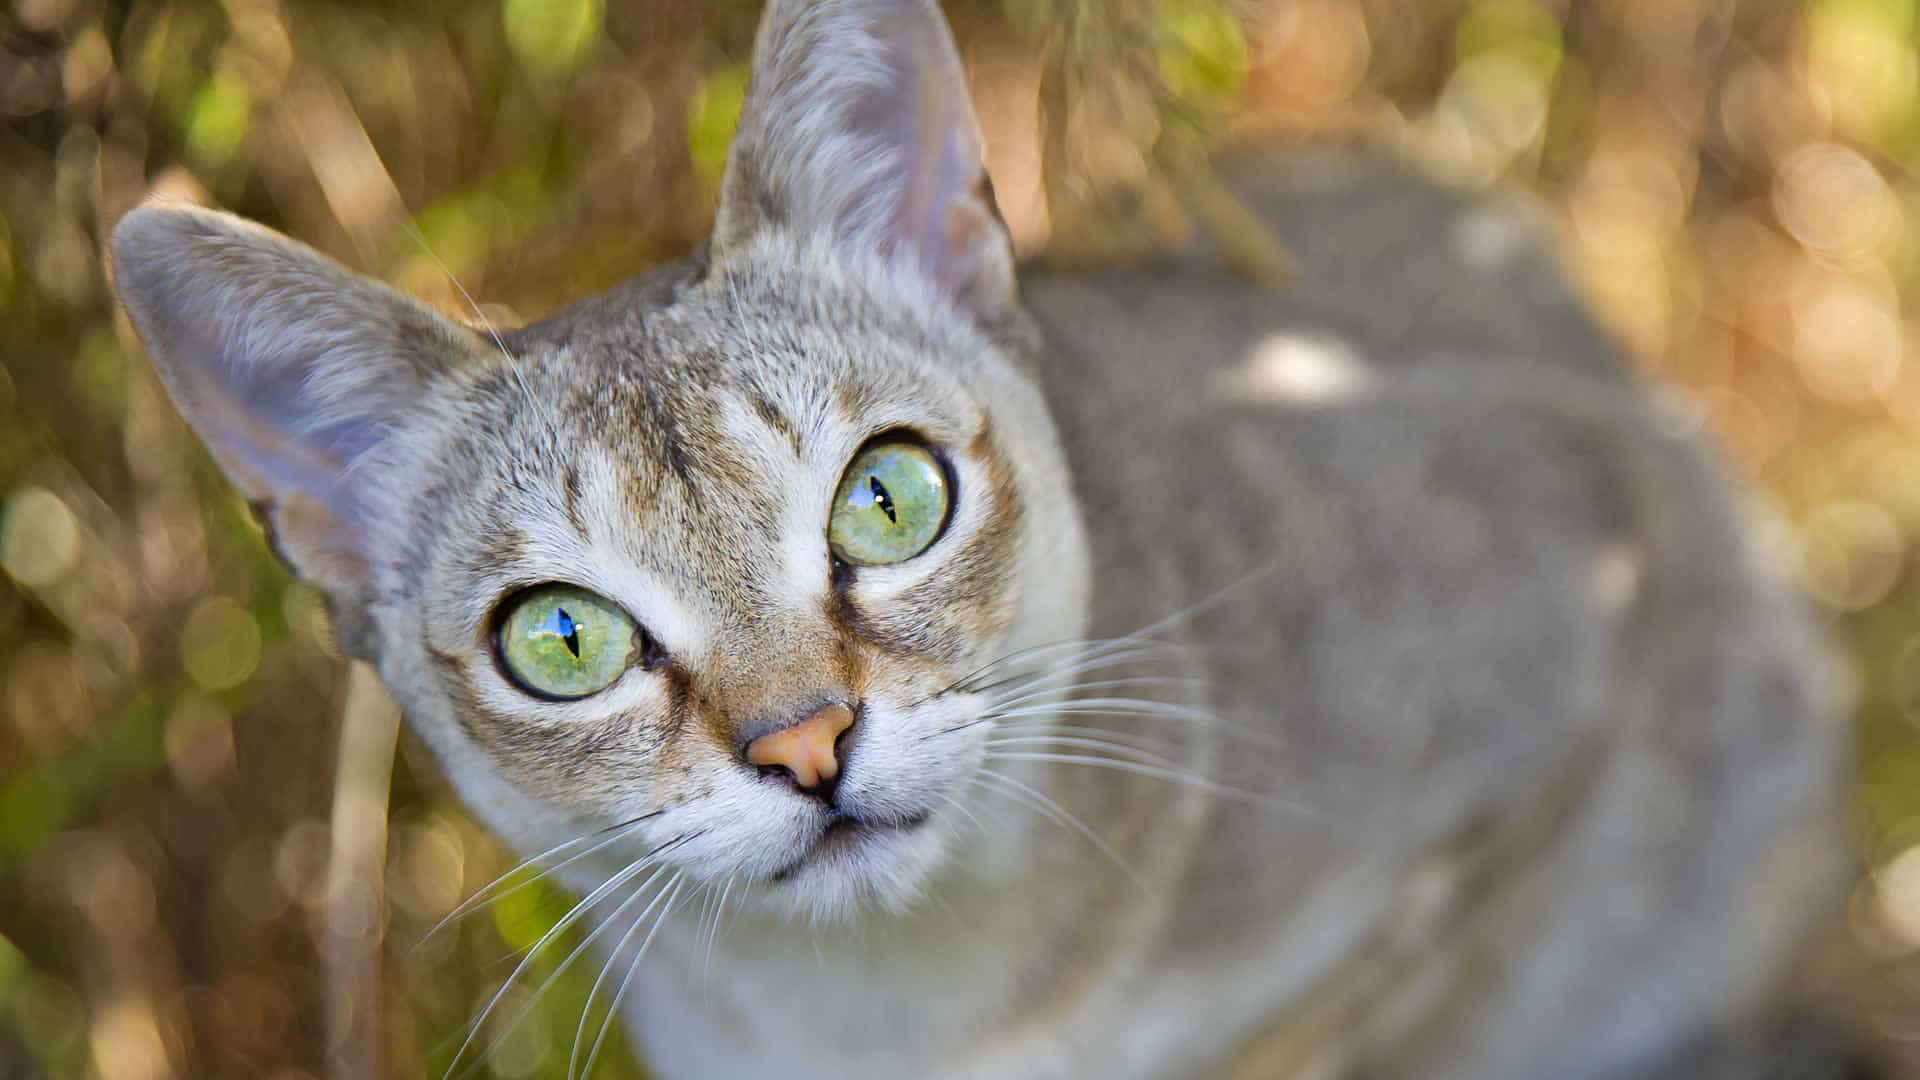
710,0,1015,317
112,202,488,650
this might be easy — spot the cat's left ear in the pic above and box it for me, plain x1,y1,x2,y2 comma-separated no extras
711,0,1014,317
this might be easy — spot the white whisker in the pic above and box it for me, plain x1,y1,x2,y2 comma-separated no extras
964,641,1190,701
460,866,672,1072
989,697,1288,750
704,874,737,991
985,722,1180,753
568,871,683,1079
445,833,690,1077
984,733,1192,764
400,221,560,445
577,875,687,1080
983,751,1309,815
988,674,1205,712
932,788,989,835
420,813,657,949
971,769,1150,895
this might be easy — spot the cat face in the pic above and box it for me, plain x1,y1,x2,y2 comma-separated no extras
111,0,1090,919
392,247,1083,917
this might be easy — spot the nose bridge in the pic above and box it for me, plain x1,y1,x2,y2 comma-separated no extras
704,611,850,741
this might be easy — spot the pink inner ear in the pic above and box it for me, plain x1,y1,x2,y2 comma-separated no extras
186,367,380,595
856,8,1008,297
190,367,360,505
716,0,1015,317
856,8,978,263
840,47,1015,315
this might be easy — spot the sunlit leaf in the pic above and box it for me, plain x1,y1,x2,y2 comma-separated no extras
1158,0,1248,105
504,0,604,78
687,62,750,187
1454,0,1562,84
184,72,252,166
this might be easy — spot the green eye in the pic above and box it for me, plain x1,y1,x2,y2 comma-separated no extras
496,585,639,699
829,440,950,566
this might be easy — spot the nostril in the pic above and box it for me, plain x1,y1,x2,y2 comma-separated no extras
756,763,797,786
743,702,856,795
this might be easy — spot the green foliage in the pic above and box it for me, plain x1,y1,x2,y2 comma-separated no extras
184,72,253,166
504,0,606,77
688,62,750,188
1158,0,1248,106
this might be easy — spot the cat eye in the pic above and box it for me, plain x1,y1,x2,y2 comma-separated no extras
828,439,950,567
495,584,640,700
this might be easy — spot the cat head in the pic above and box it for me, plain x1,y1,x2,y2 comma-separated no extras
111,0,1089,921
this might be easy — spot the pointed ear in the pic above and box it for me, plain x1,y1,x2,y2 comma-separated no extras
111,204,485,632
712,0,1015,316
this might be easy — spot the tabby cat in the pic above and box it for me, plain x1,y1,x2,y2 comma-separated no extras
110,0,1852,1076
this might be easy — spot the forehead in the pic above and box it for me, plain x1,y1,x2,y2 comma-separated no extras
421,264,991,636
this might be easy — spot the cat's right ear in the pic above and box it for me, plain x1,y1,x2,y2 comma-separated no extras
111,204,485,643
711,0,1015,318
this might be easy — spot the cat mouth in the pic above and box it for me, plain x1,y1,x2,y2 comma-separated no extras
769,809,932,883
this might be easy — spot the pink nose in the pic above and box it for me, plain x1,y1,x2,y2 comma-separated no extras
745,704,856,791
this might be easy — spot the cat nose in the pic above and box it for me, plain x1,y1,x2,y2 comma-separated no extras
744,703,856,797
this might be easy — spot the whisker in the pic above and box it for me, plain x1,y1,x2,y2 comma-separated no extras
943,631,1192,700
937,637,1117,697
419,811,660,950
568,871,684,1080
983,751,1310,815
929,691,1282,749
456,865,672,1074
932,788,989,836
982,734,1230,791
951,780,1018,834
988,697,1289,750
987,674,1206,712
703,874,737,991
444,832,692,1076
984,732,1192,762
577,875,688,1080
929,675,1205,740
985,721,1182,753
400,221,562,448
958,559,1280,696
971,769,1150,895
961,641,1192,701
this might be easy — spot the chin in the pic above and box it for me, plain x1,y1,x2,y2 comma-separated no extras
762,813,958,925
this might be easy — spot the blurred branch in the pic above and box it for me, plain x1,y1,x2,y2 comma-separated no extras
324,662,400,1080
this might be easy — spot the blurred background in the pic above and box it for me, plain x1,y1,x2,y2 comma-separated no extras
3,0,1920,1076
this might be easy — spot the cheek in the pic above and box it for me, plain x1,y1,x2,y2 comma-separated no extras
848,552,1021,666
488,719,664,810
852,668,989,778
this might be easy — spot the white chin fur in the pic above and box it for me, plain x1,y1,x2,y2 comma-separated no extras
748,809,966,926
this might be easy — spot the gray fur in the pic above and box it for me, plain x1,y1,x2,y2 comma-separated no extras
109,0,1851,1077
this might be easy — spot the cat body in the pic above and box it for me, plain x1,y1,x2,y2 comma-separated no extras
584,153,1848,1080
110,1,1851,1077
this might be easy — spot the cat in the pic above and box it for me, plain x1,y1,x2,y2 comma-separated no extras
109,0,1855,1076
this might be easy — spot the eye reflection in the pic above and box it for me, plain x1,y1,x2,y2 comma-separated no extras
828,440,949,567
496,584,638,699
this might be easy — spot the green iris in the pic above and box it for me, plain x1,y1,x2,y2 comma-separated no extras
829,440,950,566
497,584,638,699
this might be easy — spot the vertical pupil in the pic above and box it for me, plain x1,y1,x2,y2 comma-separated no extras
554,607,581,659
868,475,897,523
